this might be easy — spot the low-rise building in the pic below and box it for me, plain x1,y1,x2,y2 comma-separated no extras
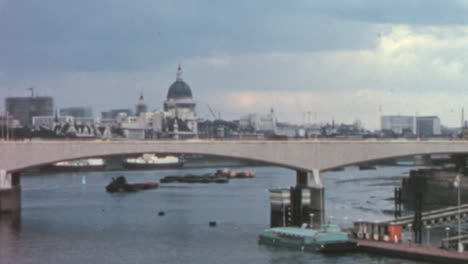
381,115,415,135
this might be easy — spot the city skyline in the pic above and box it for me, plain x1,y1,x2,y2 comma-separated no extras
1,1,468,129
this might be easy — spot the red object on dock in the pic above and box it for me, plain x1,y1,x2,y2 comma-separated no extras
387,224,402,242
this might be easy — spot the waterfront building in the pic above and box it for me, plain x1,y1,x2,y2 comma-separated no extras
59,107,93,118
0,114,20,132
33,116,72,130
416,116,441,137
101,109,133,120
32,115,100,138
239,108,277,134
197,119,238,139
163,65,198,138
381,115,441,137
276,122,300,138
380,115,416,135
5,96,54,127
258,108,277,133
120,111,165,139
239,113,258,132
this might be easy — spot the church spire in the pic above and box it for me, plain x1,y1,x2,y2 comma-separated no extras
136,92,148,116
176,64,183,81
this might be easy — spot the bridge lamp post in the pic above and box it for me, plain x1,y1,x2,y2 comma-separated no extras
445,227,450,248
407,223,413,242
454,172,462,252
426,225,431,246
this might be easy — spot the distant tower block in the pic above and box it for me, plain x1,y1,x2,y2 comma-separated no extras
462,107,465,129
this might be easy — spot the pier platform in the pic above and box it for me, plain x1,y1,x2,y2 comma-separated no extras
354,239,468,264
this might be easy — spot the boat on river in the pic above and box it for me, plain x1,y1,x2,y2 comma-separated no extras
41,158,105,172
258,224,356,253
123,154,184,170
106,176,158,193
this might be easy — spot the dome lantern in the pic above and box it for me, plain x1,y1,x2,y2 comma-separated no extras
167,65,192,100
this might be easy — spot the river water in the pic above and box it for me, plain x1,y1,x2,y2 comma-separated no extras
1,166,441,263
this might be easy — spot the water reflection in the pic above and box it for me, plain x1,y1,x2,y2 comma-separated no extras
0,212,21,260
0,167,427,263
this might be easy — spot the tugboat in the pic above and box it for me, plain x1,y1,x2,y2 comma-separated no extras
258,224,356,253
106,176,158,193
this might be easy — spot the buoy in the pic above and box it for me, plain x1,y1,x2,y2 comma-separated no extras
158,211,165,216
209,221,217,227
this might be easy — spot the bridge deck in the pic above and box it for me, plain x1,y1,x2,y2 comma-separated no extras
6,139,468,173
442,234,468,246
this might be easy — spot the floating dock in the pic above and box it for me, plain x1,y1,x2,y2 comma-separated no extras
354,239,468,264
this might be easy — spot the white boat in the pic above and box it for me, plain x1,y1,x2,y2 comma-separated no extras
43,158,105,171
123,154,184,170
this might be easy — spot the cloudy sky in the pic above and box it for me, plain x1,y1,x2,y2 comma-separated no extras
1,0,468,129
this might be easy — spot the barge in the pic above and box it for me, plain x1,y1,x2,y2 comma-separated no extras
258,224,356,253
106,176,158,193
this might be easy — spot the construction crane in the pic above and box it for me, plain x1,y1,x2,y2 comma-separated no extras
206,104,221,120
27,87,34,97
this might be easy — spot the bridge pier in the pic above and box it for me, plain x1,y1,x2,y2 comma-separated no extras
0,170,21,214
269,169,324,228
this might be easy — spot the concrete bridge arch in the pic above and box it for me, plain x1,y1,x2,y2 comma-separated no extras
2,139,468,216
2,139,468,179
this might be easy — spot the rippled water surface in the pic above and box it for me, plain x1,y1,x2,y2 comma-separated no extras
1,166,431,263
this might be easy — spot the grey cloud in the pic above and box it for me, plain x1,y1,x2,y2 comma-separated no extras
0,0,377,76
307,0,468,25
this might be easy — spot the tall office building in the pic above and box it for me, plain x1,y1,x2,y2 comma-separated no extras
5,96,54,127
416,116,441,137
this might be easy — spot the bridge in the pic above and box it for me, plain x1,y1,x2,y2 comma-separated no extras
1,139,468,215
3,139,468,173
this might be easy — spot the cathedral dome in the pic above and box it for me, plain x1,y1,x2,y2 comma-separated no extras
167,65,192,100
167,80,192,99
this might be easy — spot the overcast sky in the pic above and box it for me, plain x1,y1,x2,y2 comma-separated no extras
1,0,468,129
